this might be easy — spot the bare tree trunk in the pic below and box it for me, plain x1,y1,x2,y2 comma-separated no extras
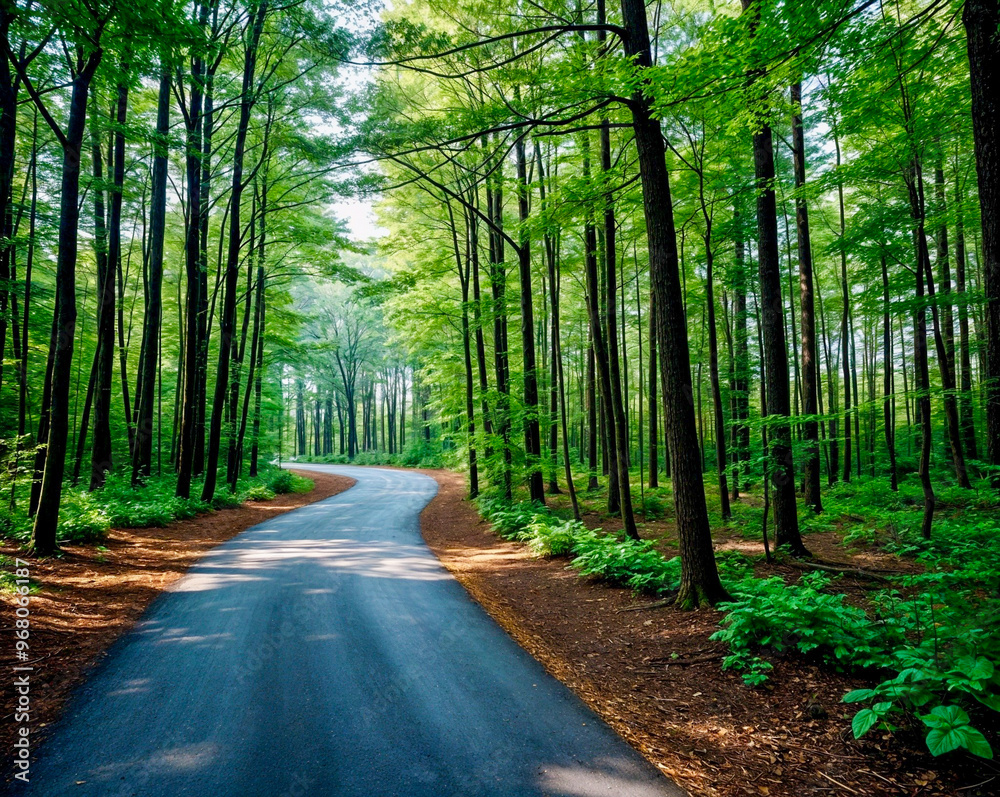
133,65,169,483
176,2,211,499
202,0,267,503
31,53,103,553
792,82,822,512
742,0,807,556
648,296,658,488
882,256,898,490
514,132,545,503
620,0,729,604
89,119,114,489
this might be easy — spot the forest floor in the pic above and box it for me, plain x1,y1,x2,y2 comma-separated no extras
0,469,355,776
418,468,993,797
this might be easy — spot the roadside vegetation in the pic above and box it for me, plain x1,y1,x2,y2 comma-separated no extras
476,468,1000,763
0,467,313,547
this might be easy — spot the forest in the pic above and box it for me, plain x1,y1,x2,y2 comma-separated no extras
2,0,1000,793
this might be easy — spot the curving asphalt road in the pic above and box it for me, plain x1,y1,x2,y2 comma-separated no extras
14,466,683,797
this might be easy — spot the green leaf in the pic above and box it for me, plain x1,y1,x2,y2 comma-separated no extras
961,728,994,760
955,656,994,682
852,708,880,739
973,692,1000,713
920,704,969,730
926,726,973,757
843,689,876,703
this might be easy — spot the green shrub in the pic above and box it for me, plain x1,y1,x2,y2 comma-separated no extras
570,529,681,595
478,497,680,595
266,470,312,494
0,504,31,541
57,490,111,543
712,572,878,683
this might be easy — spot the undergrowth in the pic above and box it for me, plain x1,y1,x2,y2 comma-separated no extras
0,466,312,547
476,488,1000,762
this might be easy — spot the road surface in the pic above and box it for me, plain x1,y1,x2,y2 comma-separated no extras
15,466,684,797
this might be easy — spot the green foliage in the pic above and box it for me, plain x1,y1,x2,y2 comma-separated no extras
56,491,112,543
712,573,879,681
400,439,443,468
477,498,681,595
714,565,1000,759
0,468,305,548
266,470,313,495
570,529,682,595
97,474,208,528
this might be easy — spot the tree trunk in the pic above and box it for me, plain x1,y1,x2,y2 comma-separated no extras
834,129,852,485
620,0,729,605
914,226,935,539
133,65,169,484
954,168,978,461
742,0,807,556
730,230,750,495
0,8,16,396
487,141,512,500
110,72,133,460
882,256,899,490
201,0,267,503
705,237,731,519
594,48,637,534
176,4,210,499
792,82,821,512
514,133,545,504
89,119,114,490
648,296,659,488
32,55,102,553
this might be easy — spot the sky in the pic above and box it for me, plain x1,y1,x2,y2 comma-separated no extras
333,196,386,242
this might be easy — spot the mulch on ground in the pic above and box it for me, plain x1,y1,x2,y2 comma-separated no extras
0,470,354,774
418,468,992,797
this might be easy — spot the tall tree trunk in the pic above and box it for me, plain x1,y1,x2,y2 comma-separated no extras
487,140,512,500
536,141,561,495
648,296,658,488
792,82,821,512
742,0,807,556
201,0,267,502
906,161,971,489
586,333,598,489
817,268,839,484
176,3,210,499
834,129,852,484
31,54,102,553
594,30,637,533
450,200,478,498
730,231,750,495
954,168,978,460
468,189,493,454
882,256,899,490
133,65,169,483
89,119,114,490
110,70,133,459
514,132,545,503
620,0,729,605
914,226,935,538
0,7,16,395
705,236,731,519
932,160,971,488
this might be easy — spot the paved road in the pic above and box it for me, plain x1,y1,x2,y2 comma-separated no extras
14,466,683,797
